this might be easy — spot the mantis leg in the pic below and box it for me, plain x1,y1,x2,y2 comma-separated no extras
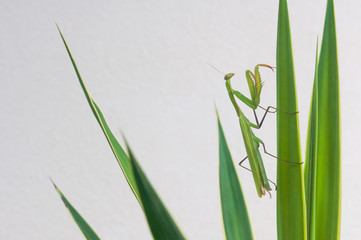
238,158,277,190
239,156,248,166
255,64,275,72
253,108,272,128
253,136,303,165
259,105,299,114
233,90,256,109
247,107,274,129
254,106,299,128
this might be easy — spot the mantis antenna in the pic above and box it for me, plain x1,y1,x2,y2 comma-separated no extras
208,63,226,75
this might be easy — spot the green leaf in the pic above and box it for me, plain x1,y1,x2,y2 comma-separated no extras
125,141,186,240
217,113,253,240
57,26,186,239
276,0,306,239
304,40,319,240
313,0,341,239
51,180,101,240
56,25,140,204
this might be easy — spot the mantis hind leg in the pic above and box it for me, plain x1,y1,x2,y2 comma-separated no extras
253,136,303,165
238,157,277,191
239,155,248,166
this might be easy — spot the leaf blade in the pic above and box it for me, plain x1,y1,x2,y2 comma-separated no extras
218,114,253,240
276,0,306,239
304,40,319,240
125,141,186,240
58,26,186,239
56,25,140,204
314,0,341,239
52,181,101,240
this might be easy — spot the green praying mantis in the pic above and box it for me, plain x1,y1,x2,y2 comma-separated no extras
216,64,301,198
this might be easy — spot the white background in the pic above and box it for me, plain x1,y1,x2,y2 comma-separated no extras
0,0,358,239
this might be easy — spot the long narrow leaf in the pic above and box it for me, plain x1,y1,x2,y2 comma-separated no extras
276,0,306,239
56,25,140,204
217,114,253,240
58,26,186,238
125,141,186,240
314,0,341,239
304,40,319,240
51,181,101,240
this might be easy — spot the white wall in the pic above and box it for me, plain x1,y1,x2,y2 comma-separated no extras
0,0,358,239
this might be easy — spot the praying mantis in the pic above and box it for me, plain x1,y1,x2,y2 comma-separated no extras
218,64,300,198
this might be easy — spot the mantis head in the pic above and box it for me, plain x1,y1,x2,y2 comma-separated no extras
224,73,235,81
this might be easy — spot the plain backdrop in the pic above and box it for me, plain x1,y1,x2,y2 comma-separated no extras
0,0,358,239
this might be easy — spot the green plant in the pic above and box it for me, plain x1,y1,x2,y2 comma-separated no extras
53,0,340,239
